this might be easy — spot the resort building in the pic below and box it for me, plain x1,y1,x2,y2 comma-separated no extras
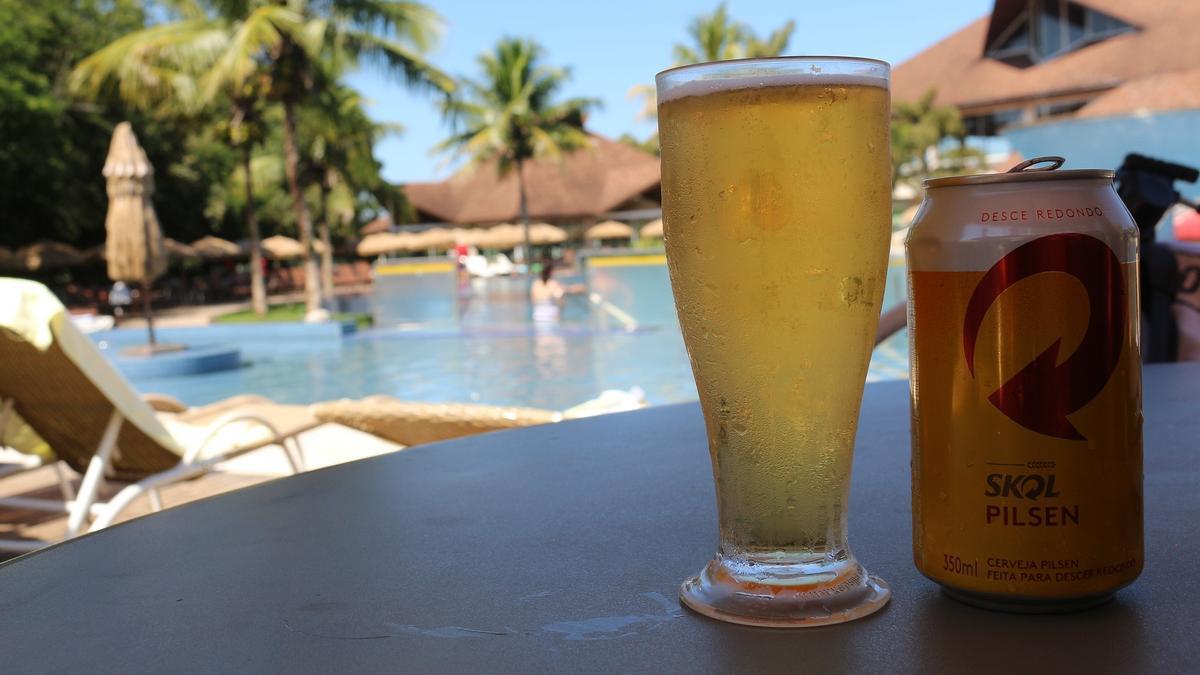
893,0,1200,198
402,135,661,228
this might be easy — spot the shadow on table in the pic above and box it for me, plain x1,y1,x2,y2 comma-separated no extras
908,589,1151,672
675,586,1150,673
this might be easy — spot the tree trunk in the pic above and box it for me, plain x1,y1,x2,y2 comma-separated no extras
516,158,532,275
243,144,267,316
281,100,322,314
318,174,335,302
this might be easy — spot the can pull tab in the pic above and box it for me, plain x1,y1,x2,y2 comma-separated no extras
1007,156,1066,173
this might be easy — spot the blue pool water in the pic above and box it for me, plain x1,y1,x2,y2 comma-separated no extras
96,260,909,409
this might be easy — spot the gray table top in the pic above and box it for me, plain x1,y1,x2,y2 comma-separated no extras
1,364,1197,673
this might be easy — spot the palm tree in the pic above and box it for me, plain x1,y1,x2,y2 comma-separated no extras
207,0,452,313
204,145,286,289
299,84,400,299
71,9,280,316
438,38,598,269
228,91,271,316
628,5,795,151
892,89,982,187
743,19,796,58
672,3,749,64
74,0,451,314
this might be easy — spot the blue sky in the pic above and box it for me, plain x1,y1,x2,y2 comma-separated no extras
345,0,993,184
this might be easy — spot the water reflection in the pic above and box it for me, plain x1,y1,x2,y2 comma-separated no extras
102,260,909,408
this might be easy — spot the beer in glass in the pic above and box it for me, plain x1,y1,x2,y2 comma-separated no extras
656,57,892,627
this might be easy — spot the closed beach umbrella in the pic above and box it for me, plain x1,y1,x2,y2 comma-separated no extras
103,122,165,345
585,220,634,241
261,235,306,259
191,236,244,259
640,218,663,239
19,241,86,271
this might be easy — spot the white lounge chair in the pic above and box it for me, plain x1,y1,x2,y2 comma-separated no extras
0,278,319,552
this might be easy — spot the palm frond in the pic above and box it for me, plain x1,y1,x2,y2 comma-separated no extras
438,37,597,181
209,151,286,217
329,0,443,53
69,20,226,110
627,83,657,123
201,6,299,101
339,30,454,93
744,19,795,58
672,45,700,65
161,0,210,21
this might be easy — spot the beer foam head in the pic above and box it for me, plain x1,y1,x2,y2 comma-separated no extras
656,57,889,103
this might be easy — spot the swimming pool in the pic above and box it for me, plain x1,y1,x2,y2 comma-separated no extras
96,260,909,409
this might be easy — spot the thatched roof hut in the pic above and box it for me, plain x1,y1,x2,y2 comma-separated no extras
404,135,660,225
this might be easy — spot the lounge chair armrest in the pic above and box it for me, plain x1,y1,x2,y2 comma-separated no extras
183,413,285,465
143,393,189,414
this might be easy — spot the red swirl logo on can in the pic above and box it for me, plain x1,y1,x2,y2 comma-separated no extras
962,233,1126,441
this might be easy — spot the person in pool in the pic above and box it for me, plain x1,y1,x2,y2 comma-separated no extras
530,259,584,323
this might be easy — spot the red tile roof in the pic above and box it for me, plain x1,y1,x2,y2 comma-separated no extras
892,0,1200,113
403,136,660,225
1076,69,1200,118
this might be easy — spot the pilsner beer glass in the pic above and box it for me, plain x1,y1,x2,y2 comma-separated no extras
656,57,892,627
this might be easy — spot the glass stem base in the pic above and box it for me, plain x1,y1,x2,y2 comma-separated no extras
679,552,890,628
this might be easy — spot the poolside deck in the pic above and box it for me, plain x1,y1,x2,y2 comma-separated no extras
0,423,400,561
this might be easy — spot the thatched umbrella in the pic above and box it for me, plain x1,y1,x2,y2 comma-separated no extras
640,218,663,239
450,227,484,247
360,214,393,235
410,227,456,252
585,220,634,241
356,232,414,257
529,223,567,245
19,241,87,271
481,223,525,250
103,122,166,346
162,238,197,260
261,235,306,259
191,236,245,259
470,229,498,250
88,237,196,262
82,244,107,265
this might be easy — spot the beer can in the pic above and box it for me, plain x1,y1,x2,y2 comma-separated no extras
906,156,1143,612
